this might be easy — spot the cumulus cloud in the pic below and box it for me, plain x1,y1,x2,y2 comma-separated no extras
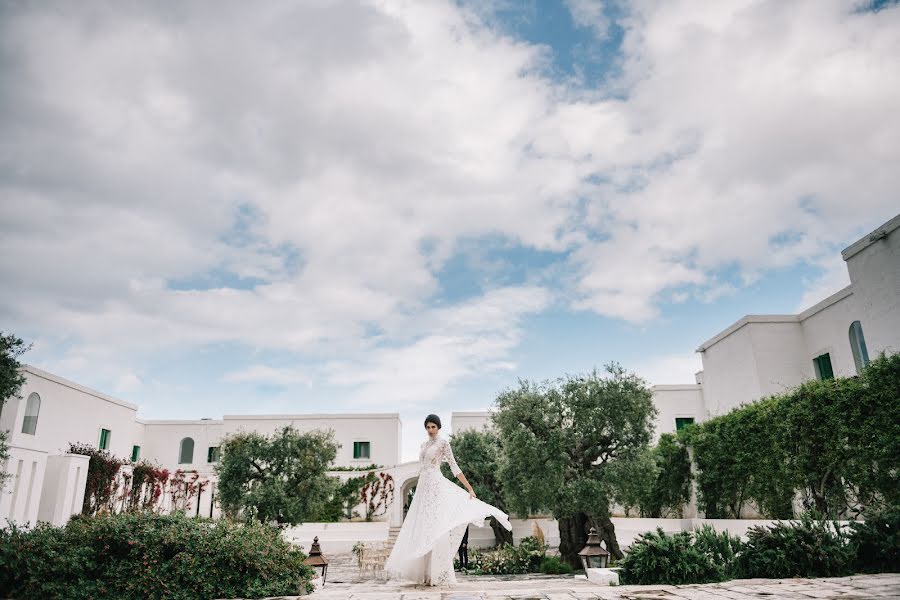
1,0,898,407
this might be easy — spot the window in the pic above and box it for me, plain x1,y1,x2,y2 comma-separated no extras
353,441,370,460
131,445,141,463
179,437,195,464
207,446,220,463
99,428,111,450
813,353,834,381
22,392,41,435
675,417,695,431
849,321,870,374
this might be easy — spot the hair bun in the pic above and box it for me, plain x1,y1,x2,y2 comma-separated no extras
424,413,442,429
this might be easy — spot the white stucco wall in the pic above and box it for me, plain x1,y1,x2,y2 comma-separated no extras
141,420,224,471
697,322,765,416
8,366,142,459
450,412,492,435
222,414,401,468
747,321,811,399
650,385,705,441
843,214,900,358
798,287,859,378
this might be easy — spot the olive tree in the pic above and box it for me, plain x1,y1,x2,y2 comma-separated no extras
442,427,513,546
216,426,339,525
493,364,656,566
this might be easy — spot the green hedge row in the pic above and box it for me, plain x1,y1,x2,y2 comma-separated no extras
0,512,315,600
637,353,900,520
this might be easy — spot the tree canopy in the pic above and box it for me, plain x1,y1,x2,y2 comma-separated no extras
443,427,513,545
0,332,30,489
215,426,339,525
493,364,656,564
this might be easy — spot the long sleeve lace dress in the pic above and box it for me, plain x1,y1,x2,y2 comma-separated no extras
384,436,512,586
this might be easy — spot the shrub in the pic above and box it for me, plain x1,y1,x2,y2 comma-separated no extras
735,515,854,579
848,507,900,573
465,535,546,575
692,524,744,579
0,512,315,599
539,555,574,574
619,528,725,585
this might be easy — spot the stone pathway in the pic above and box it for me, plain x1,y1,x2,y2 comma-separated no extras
304,573,900,599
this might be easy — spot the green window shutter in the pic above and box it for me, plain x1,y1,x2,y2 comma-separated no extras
131,445,141,462
675,417,695,431
207,446,220,463
814,353,834,380
353,441,370,459
99,429,111,450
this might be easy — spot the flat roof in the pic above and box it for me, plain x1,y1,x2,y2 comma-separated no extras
841,213,900,261
696,285,854,353
222,413,401,420
22,364,139,411
651,384,702,391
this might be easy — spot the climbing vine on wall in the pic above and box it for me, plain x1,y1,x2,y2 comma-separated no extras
68,442,124,516
360,472,395,521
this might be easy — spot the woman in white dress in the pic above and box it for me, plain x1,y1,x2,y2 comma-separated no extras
384,414,512,586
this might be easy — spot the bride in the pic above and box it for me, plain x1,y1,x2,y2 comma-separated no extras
384,414,512,586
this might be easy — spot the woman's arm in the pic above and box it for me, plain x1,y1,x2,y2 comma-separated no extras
444,440,477,498
456,471,477,499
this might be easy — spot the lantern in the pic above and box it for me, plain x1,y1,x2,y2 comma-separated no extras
577,527,609,570
304,536,329,584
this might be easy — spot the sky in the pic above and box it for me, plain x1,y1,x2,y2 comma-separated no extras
1,0,899,462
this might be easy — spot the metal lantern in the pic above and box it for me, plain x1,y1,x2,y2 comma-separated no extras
577,527,609,570
304,536,329,584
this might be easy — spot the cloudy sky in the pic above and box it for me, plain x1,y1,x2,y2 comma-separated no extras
1,0,898,461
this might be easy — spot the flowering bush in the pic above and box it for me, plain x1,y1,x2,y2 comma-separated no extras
68,442,124,516
0,512,314,599
462,536,546,575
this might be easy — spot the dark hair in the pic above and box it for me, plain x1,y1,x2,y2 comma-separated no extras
424,414,442,429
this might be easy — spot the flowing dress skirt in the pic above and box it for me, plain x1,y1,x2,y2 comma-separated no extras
384,465,512,586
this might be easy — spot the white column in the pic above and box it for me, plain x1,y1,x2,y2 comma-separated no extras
37,453,90,525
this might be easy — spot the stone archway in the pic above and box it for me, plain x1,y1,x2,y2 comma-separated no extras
400,476,418,520
384,461,420,527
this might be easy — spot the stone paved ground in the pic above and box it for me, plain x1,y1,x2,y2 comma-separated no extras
303,572,900,600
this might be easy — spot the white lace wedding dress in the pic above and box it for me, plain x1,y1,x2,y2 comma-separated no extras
384,436,512,586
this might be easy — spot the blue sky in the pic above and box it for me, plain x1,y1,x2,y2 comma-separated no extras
1,0,899,461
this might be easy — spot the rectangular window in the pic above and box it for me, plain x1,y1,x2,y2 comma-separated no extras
813,353,834,380
207,446,220,463
675,417,695,431
131,445,141,462
353,441,370,460
99,429,111,450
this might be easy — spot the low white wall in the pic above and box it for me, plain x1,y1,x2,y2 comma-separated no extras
282,517,852,556
283,521,391,554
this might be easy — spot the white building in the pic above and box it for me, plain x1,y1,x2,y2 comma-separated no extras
652,212,899,438
3,214,897,529
0,366,401,527
451,214,900,441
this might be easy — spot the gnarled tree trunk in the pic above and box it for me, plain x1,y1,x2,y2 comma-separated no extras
590,514,623,560
489,515,514,546
558,513,590,568
558,512,623,568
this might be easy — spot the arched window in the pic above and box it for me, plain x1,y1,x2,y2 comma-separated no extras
179,437,195,464
22,392,41,435
849,321,870,374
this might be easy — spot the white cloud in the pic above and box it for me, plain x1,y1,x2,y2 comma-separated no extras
222,365,312,387
1,0,898,411
634,352,703,386
325,285,550,408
